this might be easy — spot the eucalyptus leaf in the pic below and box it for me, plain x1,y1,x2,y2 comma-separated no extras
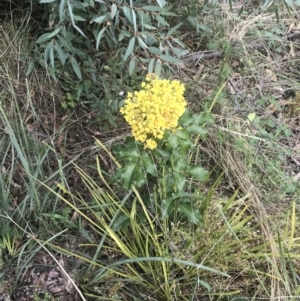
96,27,107,50
154,59,162,77
129,56,136,76
156,15,169,26
70,57,82,80
123,37,136,61
142,6,167,12
111,3,117,19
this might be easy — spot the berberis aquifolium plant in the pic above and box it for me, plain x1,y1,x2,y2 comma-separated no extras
111,73,214,224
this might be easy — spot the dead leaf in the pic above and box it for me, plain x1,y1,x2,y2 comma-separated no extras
265,68,277,82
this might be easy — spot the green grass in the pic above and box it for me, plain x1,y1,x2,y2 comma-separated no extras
1,3,300,301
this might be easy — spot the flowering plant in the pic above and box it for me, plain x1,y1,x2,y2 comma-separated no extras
120,73,186,149
112,74,214,224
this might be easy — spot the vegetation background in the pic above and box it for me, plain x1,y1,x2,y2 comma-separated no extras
1,0,300,300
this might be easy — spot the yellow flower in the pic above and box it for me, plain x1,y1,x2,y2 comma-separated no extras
120,73,186,149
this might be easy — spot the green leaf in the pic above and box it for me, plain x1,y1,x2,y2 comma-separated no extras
36,30,58,44
73,15,86,21
49,42,54,68
70,57,82,80
180,109,193,126
186,124,207,138
154,59,162,77
156,0,167,7
186,166,209,182
26,61,35,76
96,27,107,50
140,153,156,176
156,15,169,26
178,203,202,224
123,37,136,61
167,133,178,149
142,6,167,11
148,47,162,55
94,15,108,24
40,0,56,2
55,42,68,65
162,198,175,218
177,138,194,156
194,111,214,125
59,0,66,23
175,129,190,140
111,3,118,19
160,54,182,64
118,147,139,159
122,6,133,24
174,157,187,172
129,56,136,76
119,162,145,188
138,37,148,49
112,214,130,231
198,24,212,33
148,58,155,73
173,172,186,191
166,23,183,38
131,9,137,33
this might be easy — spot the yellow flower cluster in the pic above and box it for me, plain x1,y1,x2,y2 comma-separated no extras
120,73,186,149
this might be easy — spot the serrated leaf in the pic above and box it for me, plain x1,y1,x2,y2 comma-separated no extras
174,157,187,172
167,133,178,149
186,166,209,182
178,138,194,156
111,3,117,19
186,124,207,137
118,147,139,158
70,57,82,80
96,26,107,50
124,37,135,61
175,129,190,140
178,203,202,224
162,198,175,218
119,162,145,188
194,111,214,125
180,109,193,126
173,172,186,191
156,15,169,26
140,153,156,176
